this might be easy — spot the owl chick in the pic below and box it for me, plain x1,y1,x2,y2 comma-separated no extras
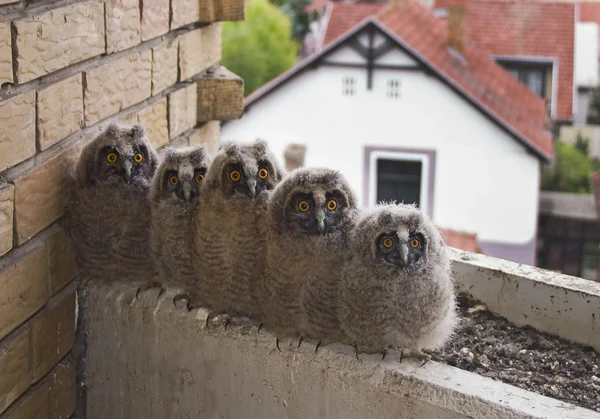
64,123,159,283
339,203,458,363
195,139,284,320
149,145,211,303
263,168,358,347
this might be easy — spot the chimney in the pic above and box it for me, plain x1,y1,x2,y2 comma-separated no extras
389,0,406,10
284,144,307,171
591,171,600,219
448,6,466,54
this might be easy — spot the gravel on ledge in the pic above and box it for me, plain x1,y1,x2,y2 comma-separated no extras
428,292,600,412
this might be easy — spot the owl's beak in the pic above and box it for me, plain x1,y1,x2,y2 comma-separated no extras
182,182,191,202
399,243,409,267
247,179,257,200
315,208,325,233
122,160,132,182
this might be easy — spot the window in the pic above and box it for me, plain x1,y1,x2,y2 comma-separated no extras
387,79,401,99
581,241,599,281
376,159,421,206
342,77,355,96
368,150,431,214
496,59,552,99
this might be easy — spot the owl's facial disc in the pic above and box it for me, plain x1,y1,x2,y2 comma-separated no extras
286,189,347,236
376,227,425,269
165,166,205,203
224,160,273,200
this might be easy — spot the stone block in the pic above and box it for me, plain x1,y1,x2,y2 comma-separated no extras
0,22,12,86
151,39,178,95
15,2,105,83
141,0,169,40
171,0,200,29
105,0,141,53
31,291,76,383
47,229,77,295
169,84,197,138
0,91,36,171
49,359,76,419
0,327,31,415
179,25,222,81
84,51,152,125
189,121,221,154
137,98,168,149
37,74,84,150
0,184,14,257
0,246,48,340
196,66,244,122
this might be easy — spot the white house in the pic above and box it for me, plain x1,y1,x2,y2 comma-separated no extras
222,2,553,265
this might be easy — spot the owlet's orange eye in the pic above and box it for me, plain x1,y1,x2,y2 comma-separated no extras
383,237,394,249
298,200,310,212
169,175,179,185
134,153,143,163
410,238,420,248
195,173,205,183
327,199,337,211
258,168,269,179
229,170,241,182
106,152,118,164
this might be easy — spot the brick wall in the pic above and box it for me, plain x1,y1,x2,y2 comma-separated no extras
0,0,244,416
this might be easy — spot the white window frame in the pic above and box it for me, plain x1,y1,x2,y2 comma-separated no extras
368,150,430,215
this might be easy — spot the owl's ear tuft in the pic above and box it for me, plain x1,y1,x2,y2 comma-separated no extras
105,123,120,138
253,138,269,153
130,124,145,139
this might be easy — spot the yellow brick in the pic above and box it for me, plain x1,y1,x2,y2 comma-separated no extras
0,184,14,257
49,359,75,419
138,98,168,149
169,84,197,138
118,113,139,126
2,383,50,419
171,0,200,29
38,74,84,150
0,22,12,86
179,25,222,81
31,292,76,383
189,121,221,154
84,51,152,125
141,0,169,41
151,39,178,95
0,327,30,415
47,229,77,295
0,91,36,171
0,247,48,340
105,0,141,53
196,66,244,122
15,1,105,83
14,145,81,244
200,0,245,22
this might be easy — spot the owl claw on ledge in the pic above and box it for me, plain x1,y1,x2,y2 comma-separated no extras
399,348,431,367
136,282,165,300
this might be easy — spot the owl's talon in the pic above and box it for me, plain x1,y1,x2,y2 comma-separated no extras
315,341,322,354
400,348,431,366
276,338,282,352
135,281,164,300
353,343,360,360
224,317,231,330
257,323,264,333
381,349,387,361
297,336,304,348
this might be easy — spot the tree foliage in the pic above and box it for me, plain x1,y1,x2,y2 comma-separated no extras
272,0,311,42
221,0,299,96
541,140,594,193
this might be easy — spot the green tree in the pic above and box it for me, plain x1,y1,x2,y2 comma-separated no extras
574,132,590,157
273,0,310,42
221,0,299,96
541,140,592,193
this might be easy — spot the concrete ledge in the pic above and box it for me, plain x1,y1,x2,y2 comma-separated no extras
450,249,600,352
81,280,600,419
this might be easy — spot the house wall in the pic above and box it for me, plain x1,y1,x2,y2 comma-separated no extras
223,61,541,264
0,0,241,416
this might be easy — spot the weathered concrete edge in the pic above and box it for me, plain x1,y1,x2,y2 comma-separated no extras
84,281,600,419
449,248,600,351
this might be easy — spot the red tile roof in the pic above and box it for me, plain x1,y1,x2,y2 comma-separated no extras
439,227,483,253
322,1,552,158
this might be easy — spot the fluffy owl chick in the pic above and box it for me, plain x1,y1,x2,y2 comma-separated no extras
339,203,458,362
263,168,358,345
149,145,211,301
195,139,284,320
64,123,159,283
